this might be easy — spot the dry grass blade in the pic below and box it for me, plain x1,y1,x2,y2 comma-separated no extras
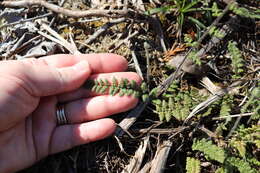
200,77,221,95
212,112,254,120
39,23,81,54
149,140,173,173
184,81,243,123
115,101,149,137
131,48,144,80
122,136,150,173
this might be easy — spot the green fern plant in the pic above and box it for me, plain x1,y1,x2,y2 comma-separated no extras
214,166,233,173
83,78,149,101
229,124,260,159
152,81,210,121
187,49,202,65
247,156,260,167
214,95,234,136
228,41,245,79
192,137,259,173
192,138,226,163
186,157,201,173
226,157,258,173
211,2,222,17
209,26,225,39
184,34,199,48
229,3,260,19
219,95,233,118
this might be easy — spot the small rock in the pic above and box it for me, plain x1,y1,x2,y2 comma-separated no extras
167,53,209,76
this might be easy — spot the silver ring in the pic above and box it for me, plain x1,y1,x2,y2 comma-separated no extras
56,105,68,125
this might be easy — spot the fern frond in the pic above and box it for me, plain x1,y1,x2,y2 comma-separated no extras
186,157,201,173
211,2,222,17
229,3,260,19
192,138,226,163
209,26,225,38
230,140,246,158
188,50,202,65
83,78,148,101
218,95,234,130
228,41,244,79
220,95,233,118
214,166,232,173
227,157,258,173
112,77,117,86
231,125,260,149
246,155,260,167
153,82,209,121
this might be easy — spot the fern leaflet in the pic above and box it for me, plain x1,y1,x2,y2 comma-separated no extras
186,157,201,173
227,157,258,173
192,138,226,163
228,41,244,79
83,78,149,101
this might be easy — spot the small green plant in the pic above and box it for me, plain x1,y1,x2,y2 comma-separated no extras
226,157,258,173
209,26,225,39
153,92,193,121
184,34,199,47
228,41,245,79
152,81,209,121
186,157,201,173
83,78,149,101
187,49,202,65
192,137,259,173
230,125,260,157
229,3,260,19
192,138,226,163
211,2,222,17
145,0,204,37
219,95,233,118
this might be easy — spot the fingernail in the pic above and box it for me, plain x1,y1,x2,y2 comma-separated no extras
74,61,89,73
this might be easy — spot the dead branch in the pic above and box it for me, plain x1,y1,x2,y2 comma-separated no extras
1,0,131,18
134,126,189,135
110,31,139,52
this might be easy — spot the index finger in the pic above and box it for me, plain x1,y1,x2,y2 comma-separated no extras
41,53,128,73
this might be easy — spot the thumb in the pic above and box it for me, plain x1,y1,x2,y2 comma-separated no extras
3,59,91,97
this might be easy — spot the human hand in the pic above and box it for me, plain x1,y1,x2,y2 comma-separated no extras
0,54,141,173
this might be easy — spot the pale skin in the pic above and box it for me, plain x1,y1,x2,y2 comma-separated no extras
0,53,141,173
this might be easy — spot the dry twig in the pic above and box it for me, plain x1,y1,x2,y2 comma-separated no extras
84,18,126,45
1,0,132,18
